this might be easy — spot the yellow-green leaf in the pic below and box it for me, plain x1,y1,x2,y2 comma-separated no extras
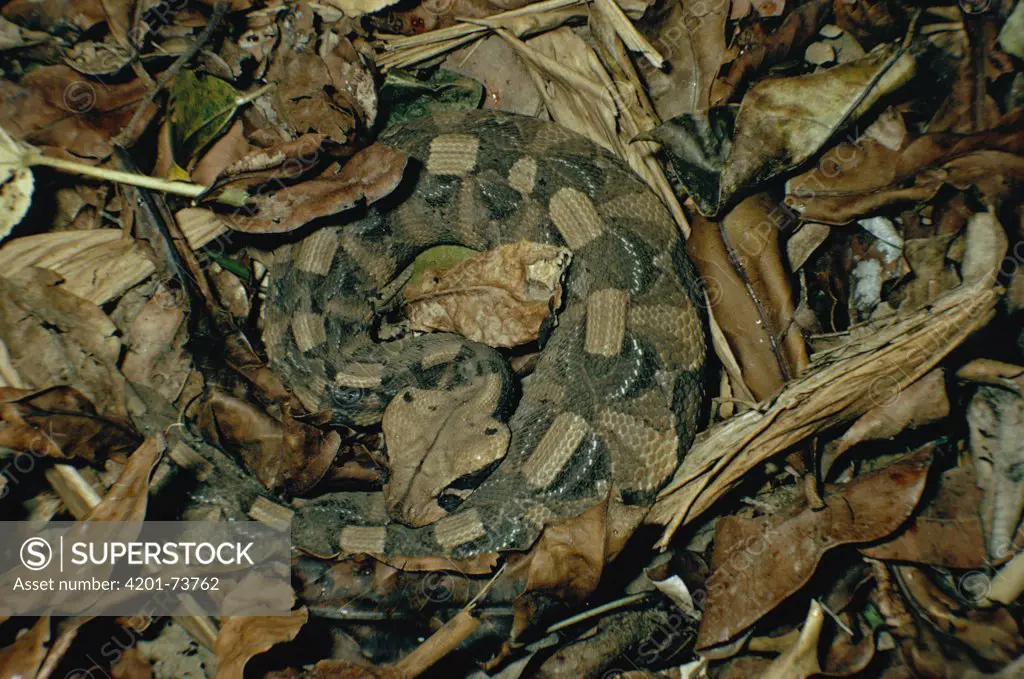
169,70,241,168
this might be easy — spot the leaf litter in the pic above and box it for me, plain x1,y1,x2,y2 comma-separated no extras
0,0,1021,677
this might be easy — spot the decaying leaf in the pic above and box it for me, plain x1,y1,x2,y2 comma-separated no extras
214,607,308,679
860,464,991,568
515,498,611,637
405,241,571,348
0,65,155,162
199,390,341,494
697,448,931,650
785,113,1024,224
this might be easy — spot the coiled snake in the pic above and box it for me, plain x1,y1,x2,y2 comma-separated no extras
264,110,707,559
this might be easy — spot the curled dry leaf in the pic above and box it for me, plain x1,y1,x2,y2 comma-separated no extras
759,600,823,679
0,386,141,462
696,448,931,650
687,193,808,401
0,268,126,417
785,113,1024,224
405,241,571,348
199,390,341,494
214,607,308,679
216,141,408,233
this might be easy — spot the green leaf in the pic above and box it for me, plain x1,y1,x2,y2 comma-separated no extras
168,70,241,169
406,245,478,290
380,68,484,126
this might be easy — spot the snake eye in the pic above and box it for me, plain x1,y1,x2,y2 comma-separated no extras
334,387,365,407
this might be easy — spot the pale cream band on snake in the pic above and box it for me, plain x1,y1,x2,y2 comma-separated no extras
264,110,708,559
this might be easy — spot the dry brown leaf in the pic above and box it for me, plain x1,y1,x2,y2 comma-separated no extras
199,390,341,494
961,211,1009,285
514,498,610,637
785,114,1024,224
712,0,831,105
786,222,831,271
688,194,808,401
214,607,308,679
216,142,408,234
821,368,950,478
696,448,931,650
860,465,991,568
0,268,126,417
650,279,999,545
0,386,141,462
259,8,375,150
0,616,50,679
405,241,570,347
382,376,510,527
0,66,155,162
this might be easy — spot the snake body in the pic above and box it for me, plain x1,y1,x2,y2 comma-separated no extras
265,111,707,559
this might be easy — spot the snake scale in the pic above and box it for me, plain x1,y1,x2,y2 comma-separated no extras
264,110,707,559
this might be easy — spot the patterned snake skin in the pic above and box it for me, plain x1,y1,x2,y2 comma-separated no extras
264,111,707,559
